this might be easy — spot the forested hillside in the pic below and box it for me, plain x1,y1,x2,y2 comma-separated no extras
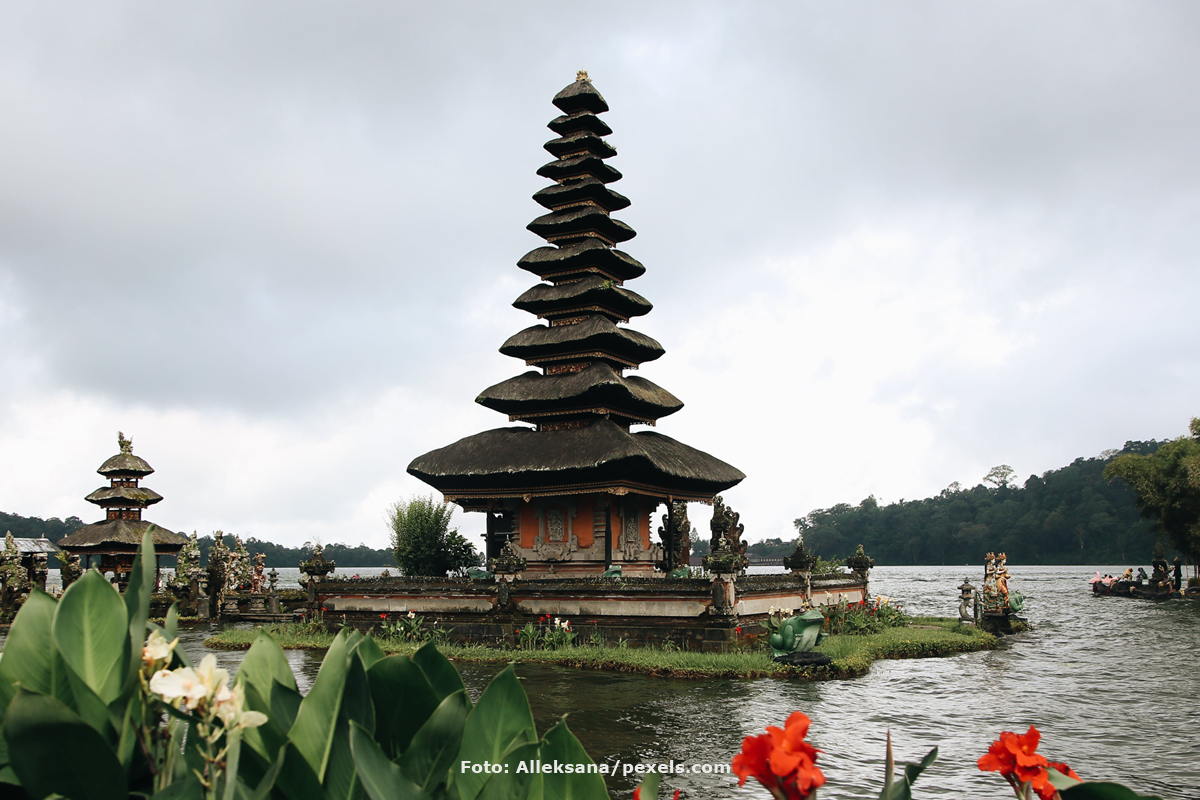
194,534,395,568
797,441,1163,565
0,511,84,542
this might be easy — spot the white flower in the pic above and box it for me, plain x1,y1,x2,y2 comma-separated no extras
142,630,178,666
563,620,570,630
214,682,268,730
150,667,208,711
768,606,778,615
554,617,561,627
407,610,416,619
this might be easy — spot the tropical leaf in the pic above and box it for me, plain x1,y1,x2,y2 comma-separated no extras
540,718,609,800
456,665,537,800
122,531,157,691
288,629,351,781
53,570,128,704
0,589,72,710
2,688,127,800
323,653,373,800
1060,783,1165,800
353,635,386,672
400,690,471,792
238,632,298,707
369,655,441,758
413,642,466,701
633,772,660,800
476,739,543,800
349,721,432,800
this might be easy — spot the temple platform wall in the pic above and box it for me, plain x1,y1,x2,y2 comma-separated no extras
316,572,868,652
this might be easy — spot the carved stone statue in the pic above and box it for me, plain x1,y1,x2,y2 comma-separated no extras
250,552,267,594
59,549,83,589
705,496,747,574
658,501,691,572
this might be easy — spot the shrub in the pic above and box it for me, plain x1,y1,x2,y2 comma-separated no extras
388,494,481,577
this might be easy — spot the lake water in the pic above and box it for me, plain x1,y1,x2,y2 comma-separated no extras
29,565,1200,798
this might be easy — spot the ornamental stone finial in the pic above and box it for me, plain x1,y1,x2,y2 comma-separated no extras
118,431,133,454
576,70,590,82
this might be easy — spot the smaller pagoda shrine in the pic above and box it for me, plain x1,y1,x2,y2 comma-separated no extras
58,432,188,585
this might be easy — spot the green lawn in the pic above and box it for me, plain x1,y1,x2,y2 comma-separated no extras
206,617,996,679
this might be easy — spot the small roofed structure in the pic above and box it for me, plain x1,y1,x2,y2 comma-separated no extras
58,432,188,585
408,73,745,577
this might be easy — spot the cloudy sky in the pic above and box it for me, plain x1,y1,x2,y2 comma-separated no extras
2,2,1197,551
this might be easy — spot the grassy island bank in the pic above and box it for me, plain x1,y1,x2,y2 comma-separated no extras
206,617,996,679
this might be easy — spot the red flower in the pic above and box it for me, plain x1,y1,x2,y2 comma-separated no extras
380,613,387,619
733,712,825,800
979,726,1079,800
320,606,327,612
735,626,742,634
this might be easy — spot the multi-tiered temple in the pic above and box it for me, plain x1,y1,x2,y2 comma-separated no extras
58,432,188,584
409,73,745,576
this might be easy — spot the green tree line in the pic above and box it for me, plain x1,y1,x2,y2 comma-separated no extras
0,513,396,568
796,441,1163,565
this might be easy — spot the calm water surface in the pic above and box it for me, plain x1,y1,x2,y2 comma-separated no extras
35,566,1200,798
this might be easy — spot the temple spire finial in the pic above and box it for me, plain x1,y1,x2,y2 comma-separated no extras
118,431,133,454
576,69,590,83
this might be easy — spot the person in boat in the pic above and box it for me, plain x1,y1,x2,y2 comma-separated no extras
1172,557,1183,592
1137,567,1149,584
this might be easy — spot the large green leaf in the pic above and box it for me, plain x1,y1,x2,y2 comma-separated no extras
354,635,386,672
268,743,327,800
0,589,72,711
3,688,127,800
540,718,609,800
633,773,660,800
456,665,537,800
1060,783,1165,800
369,655,441,758
122,530,157,691
53,569,128,704
413,642,466,701
323,653,374,800
149,776,204,800
238,632,298,707
476,739,543,800
288,629,351,781
350,721,432,800
878,734,936,800
400,690,471,792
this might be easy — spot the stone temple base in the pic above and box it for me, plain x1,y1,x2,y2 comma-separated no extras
317,573,868,653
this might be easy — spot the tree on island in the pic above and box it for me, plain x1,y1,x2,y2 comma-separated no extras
1104,417,1200,575
388,494,480,577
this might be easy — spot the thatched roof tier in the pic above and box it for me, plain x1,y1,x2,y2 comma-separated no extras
85,486,164,507
537,154,622,184
548,111,612,138
59,519,188,552
543,132,617,160
407,419,744,500
518,240,645,282
513,275,651,321
527,206,635,245
500,316,664,366
476,364,683,420
98,451,154,477
13,538,60,555
552,76,609,114
533,178,630,212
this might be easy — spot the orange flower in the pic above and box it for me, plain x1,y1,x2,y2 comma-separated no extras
733,712,825,800
979,726,1079,800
